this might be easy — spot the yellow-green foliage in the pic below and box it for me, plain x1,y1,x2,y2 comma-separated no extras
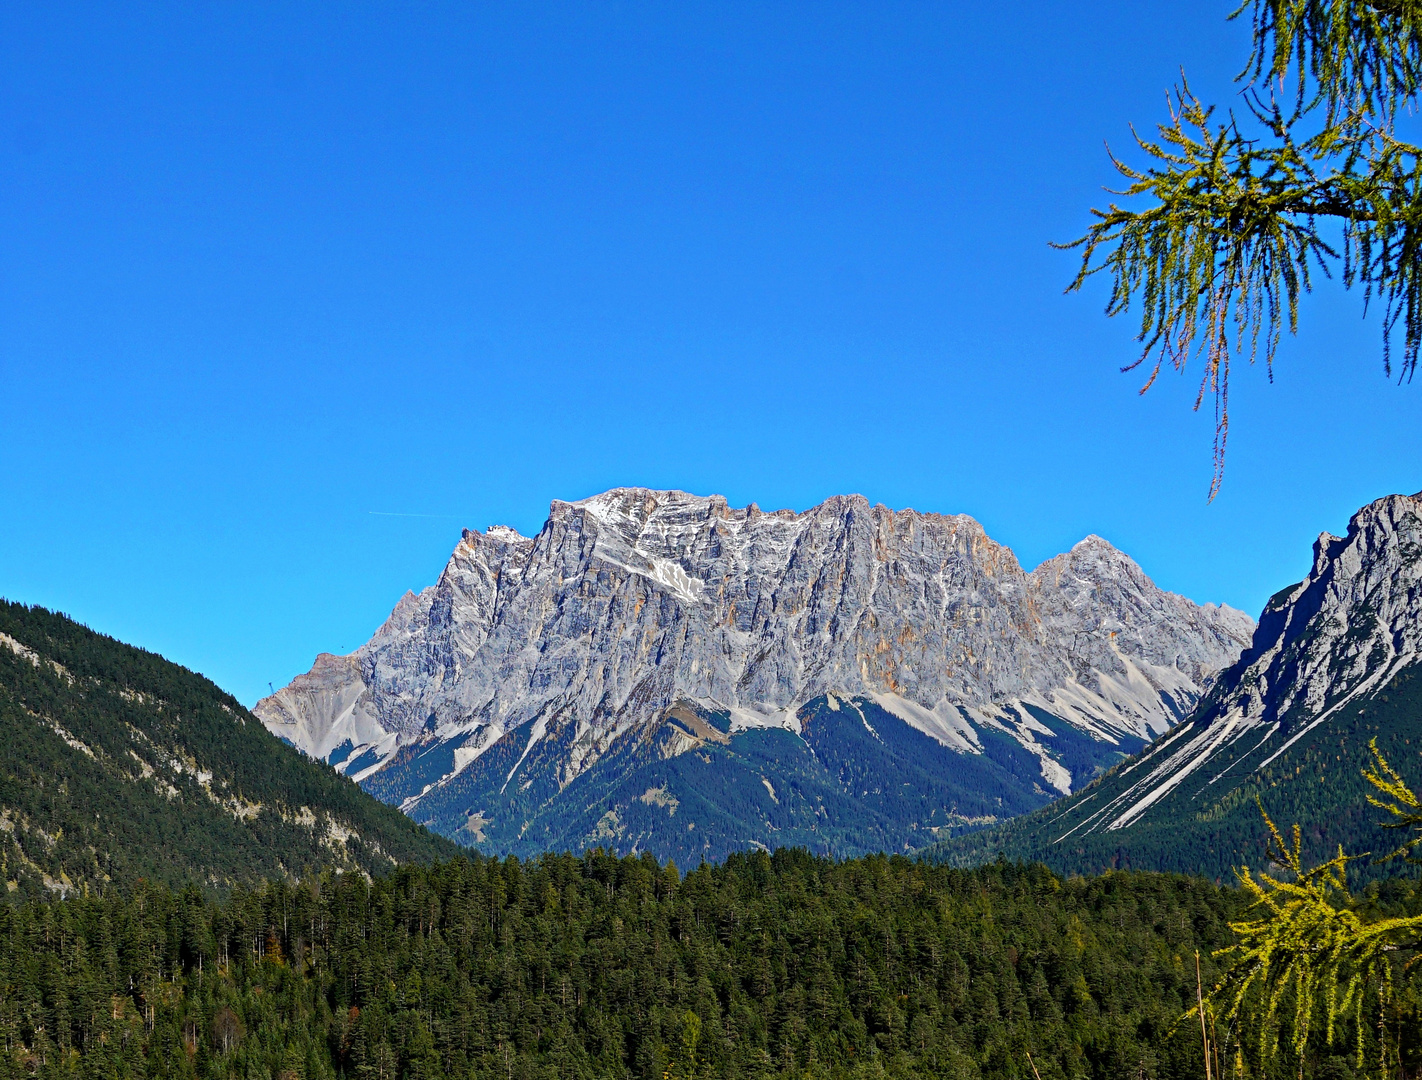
1209,740,1422,1078
1062,0,1422,496
1364,736,1422,861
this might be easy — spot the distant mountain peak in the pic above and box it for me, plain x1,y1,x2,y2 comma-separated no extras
256,487,1253,860
939,488,1422,879
1072,533,1117,550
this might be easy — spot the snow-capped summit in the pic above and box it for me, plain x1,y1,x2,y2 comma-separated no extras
255,488,1253,859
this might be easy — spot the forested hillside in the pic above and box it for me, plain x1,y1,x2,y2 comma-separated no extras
0,851,1264,1080
0,601,459,898
368,694,1070,864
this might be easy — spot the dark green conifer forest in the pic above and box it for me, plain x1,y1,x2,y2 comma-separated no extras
0,600,458,896
0,851,1267,1080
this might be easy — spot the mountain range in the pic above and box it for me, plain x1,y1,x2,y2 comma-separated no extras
256,488,1254,861
934,489,1422,880
3,484,1417,889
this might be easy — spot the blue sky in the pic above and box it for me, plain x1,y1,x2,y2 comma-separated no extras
1,3,1417,706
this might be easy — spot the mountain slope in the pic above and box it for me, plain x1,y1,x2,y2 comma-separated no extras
932,490,1422,880
362,692,1117,862
0,600,460,899
258,488,1252,859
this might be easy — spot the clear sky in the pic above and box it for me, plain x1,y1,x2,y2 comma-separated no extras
1,3,1418,707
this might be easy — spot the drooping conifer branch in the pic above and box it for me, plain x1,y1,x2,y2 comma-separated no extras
1063,0,1422,497
1207,748,1422,1078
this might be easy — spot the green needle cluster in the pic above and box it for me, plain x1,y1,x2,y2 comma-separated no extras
1061,0,1422,497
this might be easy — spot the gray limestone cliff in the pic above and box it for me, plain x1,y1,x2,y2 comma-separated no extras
255,488,1253,856
931,489,1422,880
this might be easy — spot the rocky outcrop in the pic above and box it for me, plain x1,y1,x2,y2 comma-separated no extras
255,489,1252,850
991,489,1422,846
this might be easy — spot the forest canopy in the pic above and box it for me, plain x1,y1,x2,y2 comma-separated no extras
0,851,1264,1080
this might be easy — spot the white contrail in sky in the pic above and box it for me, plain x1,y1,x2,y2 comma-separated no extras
366,511,467,519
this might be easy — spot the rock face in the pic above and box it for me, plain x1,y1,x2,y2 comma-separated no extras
934,490,1422,880
1055,489,1422,833
256,488,1253,859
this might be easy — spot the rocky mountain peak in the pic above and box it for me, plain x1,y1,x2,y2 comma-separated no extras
255,488,1254,856
479,524,532,546
1025,489,1422,839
